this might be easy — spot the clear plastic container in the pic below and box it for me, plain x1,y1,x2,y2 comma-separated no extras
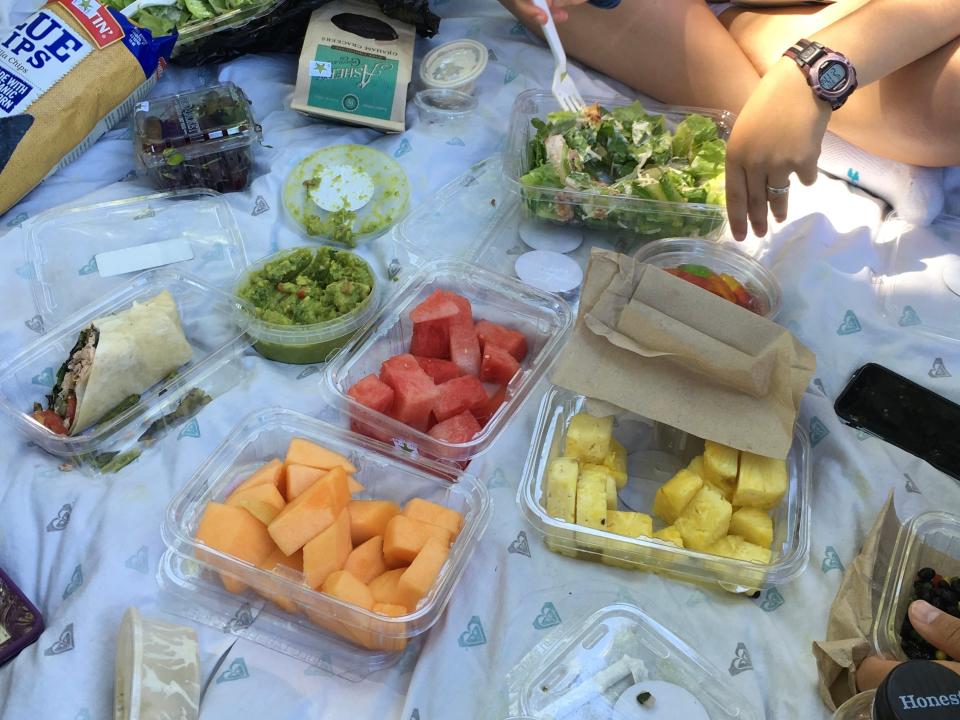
419,39,488,94
0,269,250,467
875,213,960,340
169,0,287,55
872,511,960,660
518,387,812,591
158,407,491,672
133,83,262,193
233,247,382,365
505,603,761,719
414,89,478,130
503,91,733,247
324,258,574,464
633,238,782,318
23,189,249,326
833,691,875,720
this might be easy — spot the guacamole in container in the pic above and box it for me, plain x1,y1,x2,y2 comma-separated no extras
235,247,380,364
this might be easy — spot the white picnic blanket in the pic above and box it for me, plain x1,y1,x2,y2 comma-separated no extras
2,2,960,720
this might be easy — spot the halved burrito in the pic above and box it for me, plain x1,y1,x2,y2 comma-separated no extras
32,291,193,436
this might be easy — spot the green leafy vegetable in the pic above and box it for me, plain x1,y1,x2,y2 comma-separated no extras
102,0,260,35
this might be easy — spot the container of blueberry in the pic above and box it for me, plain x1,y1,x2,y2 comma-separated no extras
873,511,960,661
133,82,262,194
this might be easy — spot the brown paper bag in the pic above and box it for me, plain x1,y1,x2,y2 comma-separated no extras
551,248,816,459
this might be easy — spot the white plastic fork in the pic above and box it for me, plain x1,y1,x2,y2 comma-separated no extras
532,0,585,112
120,0,177,17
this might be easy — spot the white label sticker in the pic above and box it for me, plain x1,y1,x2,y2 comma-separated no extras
95,239,195,278
309,60,332,79
0,10,93,118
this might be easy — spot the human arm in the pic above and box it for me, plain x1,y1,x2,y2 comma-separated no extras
499,0,592,25
726,0,960,240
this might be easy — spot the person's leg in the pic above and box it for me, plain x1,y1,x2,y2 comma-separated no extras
722,1,960,166
500,0,763,111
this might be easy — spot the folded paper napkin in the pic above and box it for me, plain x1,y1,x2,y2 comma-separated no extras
551,248,816,459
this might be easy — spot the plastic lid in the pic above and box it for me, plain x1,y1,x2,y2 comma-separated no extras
515,250,584,293
505,603,760,719
24,189,249,325
133,82,261,166
283,145,410,247
874,661,960,719
419,39,488,90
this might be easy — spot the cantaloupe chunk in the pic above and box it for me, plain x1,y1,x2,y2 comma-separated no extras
268,466,351,556
348,476,365,494
396,537,449,611
285,438,358,474
321,570,374,610
401,498,463,538
196,502,277,595
284,464,326,501
368,568,408,609
303,508,352,589
349,500,401,546
344,536,387,584
383,515,453,568
226,483,286,525
232,458,285,497
256,547,303,614
350,603,408,652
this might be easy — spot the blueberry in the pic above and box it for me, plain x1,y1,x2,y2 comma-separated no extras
918,567,936,582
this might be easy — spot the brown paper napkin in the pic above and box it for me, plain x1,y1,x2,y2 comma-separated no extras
551,249,816,459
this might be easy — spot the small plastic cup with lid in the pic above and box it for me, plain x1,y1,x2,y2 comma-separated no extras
833,661,960,719
414,89,478,130
419,39,489,94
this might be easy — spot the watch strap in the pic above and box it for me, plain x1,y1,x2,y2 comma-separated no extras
588,0,621,7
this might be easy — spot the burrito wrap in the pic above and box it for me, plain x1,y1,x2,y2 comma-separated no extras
70,291,192,434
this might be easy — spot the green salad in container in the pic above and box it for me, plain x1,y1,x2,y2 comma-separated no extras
519,101,728,241
103,0,268,38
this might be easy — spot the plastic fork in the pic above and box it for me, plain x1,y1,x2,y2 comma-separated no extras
120,0,177,17
531,0,585,112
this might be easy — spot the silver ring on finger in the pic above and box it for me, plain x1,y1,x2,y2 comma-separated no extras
766,184,790,196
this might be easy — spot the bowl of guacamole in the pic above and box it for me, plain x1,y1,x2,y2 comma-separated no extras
235,246,379,364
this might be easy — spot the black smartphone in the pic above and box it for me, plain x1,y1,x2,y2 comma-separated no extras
835,363,960,480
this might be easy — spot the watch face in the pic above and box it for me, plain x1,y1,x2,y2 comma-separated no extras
819,61,848,92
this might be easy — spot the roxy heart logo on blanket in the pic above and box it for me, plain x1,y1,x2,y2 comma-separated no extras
533,602,561,630
728,642,753,676
217,658,249,683
458,616,486,648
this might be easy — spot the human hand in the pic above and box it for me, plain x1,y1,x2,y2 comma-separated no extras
857,600,960,691
514,0,590,24
724,57,831,241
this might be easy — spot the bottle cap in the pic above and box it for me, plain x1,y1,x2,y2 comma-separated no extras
873,660,960,720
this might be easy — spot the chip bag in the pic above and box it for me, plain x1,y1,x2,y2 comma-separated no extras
0,0,176,215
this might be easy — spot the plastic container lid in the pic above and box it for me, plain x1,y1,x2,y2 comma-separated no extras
0,269,251,464
159,407,491,676
518,387,812,591
419,39,488,92
324,258,574,464
23,189,249,326
875,214,960,340
234,247,382,365
114,607,200,720
633,237,782,317
505,603,761,719
283,145,410,247
873,511,960,660
0,566,43,668
874,661,960,719
133,82,262,193
414,89,478,127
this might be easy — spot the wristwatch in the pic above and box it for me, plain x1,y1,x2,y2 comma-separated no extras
588,0,621,7
783,39,858,110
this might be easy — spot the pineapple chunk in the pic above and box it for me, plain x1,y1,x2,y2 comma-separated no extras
653,525,684,548
564,413,613,464
707,535,772,565
607,511,653,539
687,455,705,478
575,472,607,531
545,536,579,559
733,453,788,510
702,441,739,501
652,469,703,524
729,507,773,548
602,439,629,489
581,464,618,509
606,475,618,510
545,457,580,522
675,485,732,551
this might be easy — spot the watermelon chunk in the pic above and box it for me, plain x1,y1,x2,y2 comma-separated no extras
475,320,529,362
350,419,393,444
415,357,461,384
411,290,460,323
428,411,482,444
410,320,450,359
438,290,473,327
449,322,481,377
472,385,507,426
433,375,488,422
380,354,438,433
479,344,521,385
347,374,395,414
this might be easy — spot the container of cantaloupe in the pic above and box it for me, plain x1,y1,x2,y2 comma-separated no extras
325,258,573,465
159,407,491,671
518,387,812,591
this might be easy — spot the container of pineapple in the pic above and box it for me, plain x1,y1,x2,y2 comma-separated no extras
518,387,812,591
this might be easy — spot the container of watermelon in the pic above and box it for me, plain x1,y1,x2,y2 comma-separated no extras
325,258,573,464
632,237,781,317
